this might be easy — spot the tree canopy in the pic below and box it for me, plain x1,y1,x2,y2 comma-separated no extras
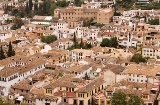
41,35,57,44
128,95,144,105
74,0,83,7
111,91,144,105
130,54,147,64
11,17,24,30
148,19,159,25
111,91,127,105
56,0,70,7
100,37,118,48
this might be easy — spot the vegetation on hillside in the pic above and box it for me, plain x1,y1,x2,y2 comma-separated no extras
41,35,57,44
111,91,144,105
130,53,147,64
100,37,118,48
67,33,92,50
148,19,159,25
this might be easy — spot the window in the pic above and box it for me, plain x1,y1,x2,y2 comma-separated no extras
101,101,104,104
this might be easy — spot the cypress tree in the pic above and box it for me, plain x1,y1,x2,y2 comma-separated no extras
25,2,29,14
80,37,83,48
7,42,13,57
34,3,38,13
0,46,5,60
29,0,33,11
12,49,15,56
73,32,77,48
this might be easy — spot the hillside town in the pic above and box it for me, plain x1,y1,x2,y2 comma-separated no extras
0,0,160,105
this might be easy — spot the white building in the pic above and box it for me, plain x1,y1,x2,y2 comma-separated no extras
0,30,12,42
70,49,92,62
0,56,46,96
142,46,160,59
119,32,137,48
123,64,160,84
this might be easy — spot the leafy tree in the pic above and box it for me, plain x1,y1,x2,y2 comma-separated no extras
84,43,92,49
11,18,24,30
56,0,69,7
7,42,15,57
148,19,159,25
43,0,51,15
110,37,118,48
128,95,144,105
100,37,118,48
100,38,111,47
41,35,57,44
83,18,94,27
130,54,147,64
19,11,25,18
49,4,57,15
75,0,83,7
111,91,127,105
29,0,33,10
11,8,19,16
0,46,6,60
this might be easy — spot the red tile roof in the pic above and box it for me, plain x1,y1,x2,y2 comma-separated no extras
103,32,114,35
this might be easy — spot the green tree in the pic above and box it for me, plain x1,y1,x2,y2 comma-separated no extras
38,3,43,15
56,0,69,7
0,46,6,60
80,37,83,48
75,0,82,7
41,35,57,44
130,54,147,64
11,18,24,30
111,91,127,105
34,3,38,14
100,38,111,47
7,42,14,57
42,0,51,15
110,37,118,48
49,4,56,15
148,19,159,25
29,0,33,10
128,95,144,105
73,32,77,48
11,8,19,16
25,2,29,14
100,37,118,48
84,43,92,49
